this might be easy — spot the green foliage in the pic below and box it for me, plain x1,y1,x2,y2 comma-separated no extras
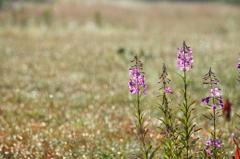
175,42,200,158
97,150,116,159
157,63,183,158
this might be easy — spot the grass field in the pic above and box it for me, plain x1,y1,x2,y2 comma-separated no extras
0,0,240,158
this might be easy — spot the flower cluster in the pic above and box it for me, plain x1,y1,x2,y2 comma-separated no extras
205,138,223,154
202,68,223,110
129,68,146,95
201,88,223,110
176,41,194,71
211,88,222,97
128,55,147,95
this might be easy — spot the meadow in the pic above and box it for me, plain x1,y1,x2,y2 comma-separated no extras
0,0,240,158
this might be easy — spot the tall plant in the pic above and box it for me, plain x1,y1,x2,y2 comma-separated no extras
128,55,159,159
158,63,180,158
176,41,200,158
201,68,224,158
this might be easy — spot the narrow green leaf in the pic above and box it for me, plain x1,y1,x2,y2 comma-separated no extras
190,137,199,146
149,146,161,159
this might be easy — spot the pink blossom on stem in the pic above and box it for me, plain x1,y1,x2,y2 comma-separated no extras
205,138,223,154
128,68,147,95
165,87,172,93
211,88,222,97
238,55,240,69
176,42,194,71
212,104,217,110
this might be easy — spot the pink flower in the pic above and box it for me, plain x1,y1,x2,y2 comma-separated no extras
205,138,223,154
129,68,147,95
211,88,222,97
238,55,240,69
212,104,217,110
176,43,194,71
165,87,172,93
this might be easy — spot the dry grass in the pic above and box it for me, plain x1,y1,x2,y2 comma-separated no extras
0,0,240,158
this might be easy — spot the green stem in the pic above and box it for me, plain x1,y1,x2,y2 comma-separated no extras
209,68,216,159
135,61,147,159
183,71,189,159
137,92,148,159
213,107,216,159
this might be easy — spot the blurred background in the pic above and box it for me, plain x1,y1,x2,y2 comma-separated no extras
0,0,240,158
